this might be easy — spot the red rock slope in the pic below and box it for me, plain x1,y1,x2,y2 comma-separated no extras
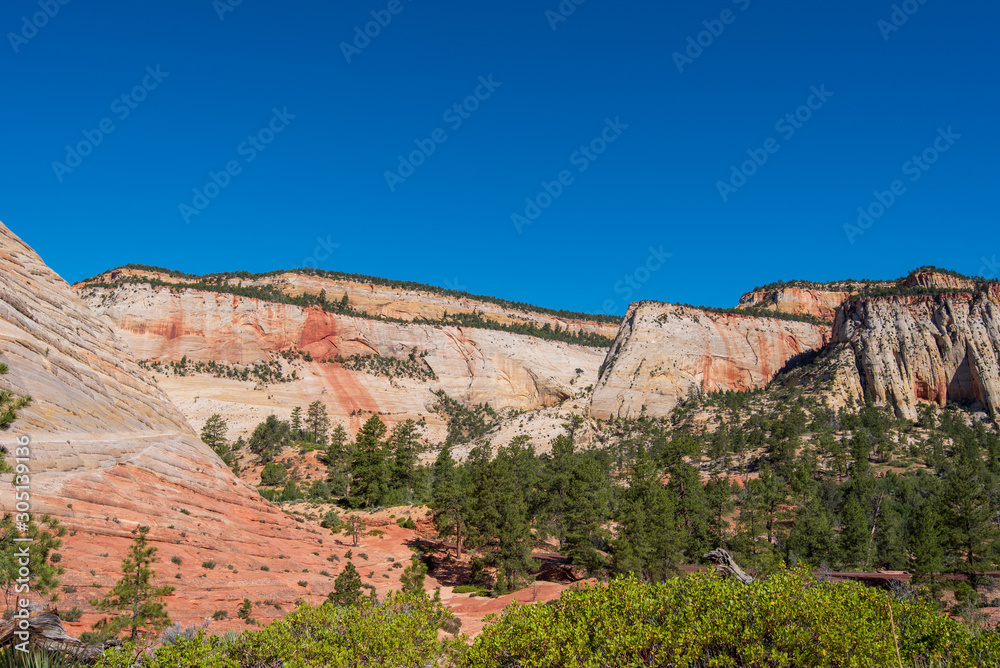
0,221,401,630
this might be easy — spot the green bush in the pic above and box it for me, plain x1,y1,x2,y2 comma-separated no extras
259,462,287,486
465,570,1000,668
61,606,83,622
319,509,342,531
96,594,465,667
95,631,236,668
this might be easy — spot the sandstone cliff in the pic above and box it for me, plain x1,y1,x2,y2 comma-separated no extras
833,290,1000,420
736,270,980,323
590,302,830,419
84,267,620,340
0,222,412,629
78,282,605,441
737,287,850,323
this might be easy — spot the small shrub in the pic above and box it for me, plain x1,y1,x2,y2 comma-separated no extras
260,565,270,571
201,560,216,569
297,580,308,588
62,606,83,622
212,609,229,621
170,556,182,565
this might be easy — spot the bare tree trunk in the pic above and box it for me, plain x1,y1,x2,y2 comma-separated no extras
703,548,754,585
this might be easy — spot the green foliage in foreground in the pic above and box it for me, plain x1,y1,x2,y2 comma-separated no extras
466,570,1000,668
88,573,1000,667
94,593,466,668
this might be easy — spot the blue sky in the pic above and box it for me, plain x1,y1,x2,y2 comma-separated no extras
2,0,997,315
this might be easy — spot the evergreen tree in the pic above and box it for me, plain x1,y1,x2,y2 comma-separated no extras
290,406,303,439
612,448,682,582
465,439,539,593
322,423,353,497
873,497,907,570
400,556,427,595
306,400,331,446
909,501,945,583
539,435,613,576
345,515,365,547
389,419,423,504
786,495,834,567
704,475,735,546
201,414,238,473
939,444,999,573
837,494,870,569
248,414,291,464
91,526,174,639
430,445,469,558
667,459,711,561
0,514,65,608
349,415,391,508
200,414,228,450
328,562,363,606
755,462,787,547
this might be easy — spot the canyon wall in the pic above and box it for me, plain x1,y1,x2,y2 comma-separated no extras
78,282,605,440
590,301,831,419
833,291,1000,420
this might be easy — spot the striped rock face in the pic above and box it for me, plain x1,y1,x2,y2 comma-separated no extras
590,301,830,420
0,221,410,632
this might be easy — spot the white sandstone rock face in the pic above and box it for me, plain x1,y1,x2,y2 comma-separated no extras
834,292,1000,420
590,301,830,419
78,282,606,440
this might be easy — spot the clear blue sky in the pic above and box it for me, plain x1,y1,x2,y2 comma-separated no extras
2,0,997,315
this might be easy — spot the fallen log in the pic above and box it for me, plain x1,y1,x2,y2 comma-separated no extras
703,548,754,584
0,608,107,660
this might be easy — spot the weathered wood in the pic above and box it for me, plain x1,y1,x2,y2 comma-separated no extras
703,548,754,584
0,609,107,660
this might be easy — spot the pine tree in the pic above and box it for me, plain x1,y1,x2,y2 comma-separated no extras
1,514,65,608
667,459,711,561
705,475,735,546
290,406,303,439
400,556,427,595
322,423,353,497
248,414,291,464
329,562,363,606
465,439,538,593
939,444,999,573
909,501,945,583
201,414,238,473
349,415,391,508
306,400,331,446
837,494,870,569
389,420,422,504
200,414,228,450
786,495,834,567
873,497,907,570
91,526,174,639
345,515,365,547
612,448,682,582
539,435,612,576
430,445,468,558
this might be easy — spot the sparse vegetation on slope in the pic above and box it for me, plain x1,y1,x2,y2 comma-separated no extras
336,349,436,382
